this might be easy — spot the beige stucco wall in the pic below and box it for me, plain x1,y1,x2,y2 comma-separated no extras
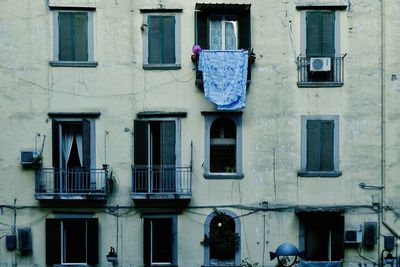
0,0,397,266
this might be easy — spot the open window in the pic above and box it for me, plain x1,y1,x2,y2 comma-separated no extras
143,216,177,266
46,218,98,265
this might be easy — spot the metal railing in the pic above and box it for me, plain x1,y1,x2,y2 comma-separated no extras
35,168,107,195
297,55,346,86
132,165,192,195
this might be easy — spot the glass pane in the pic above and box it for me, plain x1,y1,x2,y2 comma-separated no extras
225,21,237,50
210,19,222,50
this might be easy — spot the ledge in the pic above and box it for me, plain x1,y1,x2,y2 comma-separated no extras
48,112,101,118
143,64,181,70
140,8,182,13
297,82,344,88
137,111,187,118
203,172,244,179
297,171,342,177
49,61,98,67
201,111,243,116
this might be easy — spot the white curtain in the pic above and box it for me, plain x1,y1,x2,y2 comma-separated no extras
62,128,74,165
225,21,236,50
210,19,222,50
75,132,83,167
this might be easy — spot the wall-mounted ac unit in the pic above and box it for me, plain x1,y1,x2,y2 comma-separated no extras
344,229,362,244
20,151,38,166
310,57,331,71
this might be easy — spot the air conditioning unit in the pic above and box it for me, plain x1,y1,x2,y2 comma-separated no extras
310,57,331,71
20,151,38,166
344,229,362,244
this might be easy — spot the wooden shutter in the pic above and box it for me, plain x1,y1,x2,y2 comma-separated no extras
195,11,209,49
306,11,322,56
321,12,335,56
46,219,61,265
52,120,60,168
148,16,162,64
162,16,176,64
82,119,91,169
87,218,99,265
238,11,251,50
306,120,321,171
320,121,335,171
331,215,344,260
73,12,88,61
59,12,73,61
306,11,335,56
134,120,148,165
143,218,151,265
161,121,176,166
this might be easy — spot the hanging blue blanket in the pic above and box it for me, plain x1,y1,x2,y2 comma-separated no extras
198,50,248,110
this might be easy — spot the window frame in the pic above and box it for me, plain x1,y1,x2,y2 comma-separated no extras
143,215,178,266
208,15,239,50
50,8,97,67
299,115,341,177
204,210,241,267
141,11,181,70
45,216,98,266
203,112,243,179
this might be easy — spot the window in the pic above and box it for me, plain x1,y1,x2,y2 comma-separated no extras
298,212,344,261
203,112,243,179
51,118,96,192
141,10,181,69
46,218,98,265
195,4,251,51
298,9,344,86
50,9,97,67
133,118,180,192
299,115,340,177
143,216,177,266
204,210,240,266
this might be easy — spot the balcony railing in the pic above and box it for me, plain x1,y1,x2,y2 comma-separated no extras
132,165,192,197
297,55,346,87
35,168,108,200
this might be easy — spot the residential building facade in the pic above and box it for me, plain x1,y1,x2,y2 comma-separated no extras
0,0,399,266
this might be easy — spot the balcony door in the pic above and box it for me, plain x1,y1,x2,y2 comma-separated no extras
134,120,176,192
52,119,91,192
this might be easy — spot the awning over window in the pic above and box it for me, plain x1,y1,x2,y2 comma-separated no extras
195,3,251,12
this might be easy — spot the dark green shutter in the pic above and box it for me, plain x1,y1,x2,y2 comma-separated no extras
58,12,88,61
238,11,251,50
143,218,151,265
46,219,61,265
82,119,91,169
134,120,149,166
306,11,322,56
52,120,60,168
306,120,321,171
306,11,335,56
148,16,162,64
195,11,209,49
59,13,73,61
162,16,176,64
87,218,99,265
161,121,176,166
74,13,88,61
320,121,335,171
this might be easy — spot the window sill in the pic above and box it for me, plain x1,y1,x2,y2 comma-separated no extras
297,82,344,88
49,61,98,67
143,64,181,70
297,171,342,177
203,172,244,179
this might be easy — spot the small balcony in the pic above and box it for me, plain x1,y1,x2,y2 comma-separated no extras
297,55,346,87
131,165,192,207
35,168,108,201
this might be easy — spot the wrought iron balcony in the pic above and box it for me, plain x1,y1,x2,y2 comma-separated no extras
297,55,346,87
131,165,192,203
35,168,108,201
